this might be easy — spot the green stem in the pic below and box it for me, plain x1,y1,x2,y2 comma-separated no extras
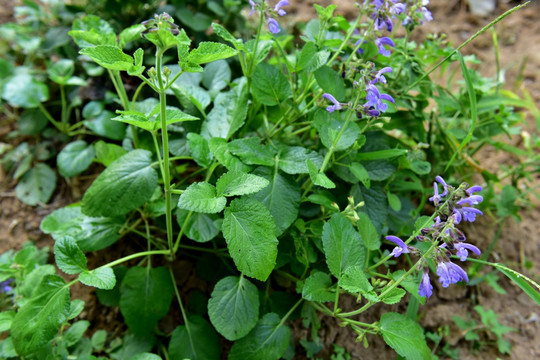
169,267,195,354
59,85,68,132
37,103,63,132
96,250,171,269
131,81,146,108
107,69,130,110
155,49,174,256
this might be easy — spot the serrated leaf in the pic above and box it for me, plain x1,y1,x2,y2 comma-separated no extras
313,109,360,151
322,214,366,279
187,42,236,64
201,86,248,140
69,15,116,48
352,184,388,235
357,212,380,251
94,140,127,167
314,65,346,101
67,299,85,320
177,182,226,214
11,275,71,356
168,315,221,360
15,163,57,206
297,42,329,73
187,133,212,167
64,320,90,347
251,63,292,106
47,59,74,85
302,271,334,302
57,140,95,178
176,209,220,243
306,158,335,189
380,312,431,360
80,46,134,71
209,137,251,173
340,265,374,294
277,146,324,175
211,23,241,47
79,267,116,290
119,267,174,335
380,288,406,304
216,171,269,197
228,137,276,166
202,59,231,92
249,166,300,236
84,110,126,140
41,206,124,251
119,24,145,48
222,198,278,281
228,313,290,360
245,39,273,67
208,276,259,341
82,150,158,217
54,237,87,275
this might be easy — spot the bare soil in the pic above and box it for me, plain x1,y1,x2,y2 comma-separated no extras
1,1,539,359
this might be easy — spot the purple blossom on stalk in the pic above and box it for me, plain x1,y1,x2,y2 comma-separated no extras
274,0,289,16
375,37,395,56
390,2,406,15
421,0,433,22
437,261,469,288
1,279,13,293
322,93,342,113
386,236,410,257
418,272,433,298
371,66,393,84
453,206,483,224
267,18,280,34
365,84,395,113
457,195,483,206
249,0,256,16
455,242,481,262
466,185,482,196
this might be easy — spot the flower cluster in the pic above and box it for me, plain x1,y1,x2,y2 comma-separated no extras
1,279,13,293
249,0,290,34
386,176,484,298
141,13,180,36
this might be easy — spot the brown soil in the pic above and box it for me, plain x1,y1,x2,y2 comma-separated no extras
1,1,539,359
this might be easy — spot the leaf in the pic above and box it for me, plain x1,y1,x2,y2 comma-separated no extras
251,63,293,106
17,109,48,135
249,166,300,236
496,266,540,306
80,46,134,71
306,158,335,189
297,42,329,73
228,313,290,360
95,266,127,307
216,171,269,197
302,271,335,302
228,137,276,166
387,192,402,212
11,275,71,356
64,320,90,346
380,288,406,305
57,140,95,178
69,15,116,48
209,138,251,172
54,237,88,275
2,71,49,108
94,140,127,166
177,182,226,214
187,133,213,167
211,23,241,47
130,353,162,360
352,184,388,235
168,316,221,360
119,267,174,335
187,42,236,64
222,197,278,281
41,206,124,251
15,163,57,206
202,59,231,93
79,267,116,290
208,276,259,340
356,212,380,251
350,162,371,189
340,265,374,294
47,59,74,85
314,65,346,101
119,24,145,48
380,312,431,360
245,39,273,67
176,209,221,243
363,160,396,181
84,110,126,140
322,214,366,279
82,150,158,217
0,311,15,332
277,146,324,175
313,109,360,151
201,86,248,140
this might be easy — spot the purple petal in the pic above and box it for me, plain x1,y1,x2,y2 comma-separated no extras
418,272,433,298
466,185,482,195
267,18,280,34
455,242,481,261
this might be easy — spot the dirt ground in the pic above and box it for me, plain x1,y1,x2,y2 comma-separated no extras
1,1,539,359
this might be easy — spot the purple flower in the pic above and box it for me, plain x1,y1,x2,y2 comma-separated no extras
372,0,384,9
437,261,469,288
435,176,449,196
374,14,393,32
323,93,342,113
421,0,433,22
375,37,395,57
457,195,483,206
418,272,433,297
364,84,395,113
390,3,406,15
274,0,289,16
466,185,482,196
267,18,280,34
454,207,483,223
1,279,13,293
455,242,481,261
249,0,256,16
354,39,367,54
386,235,409,257
371,66,392,84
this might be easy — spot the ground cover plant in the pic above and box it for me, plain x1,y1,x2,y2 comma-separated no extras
1,0,539,359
